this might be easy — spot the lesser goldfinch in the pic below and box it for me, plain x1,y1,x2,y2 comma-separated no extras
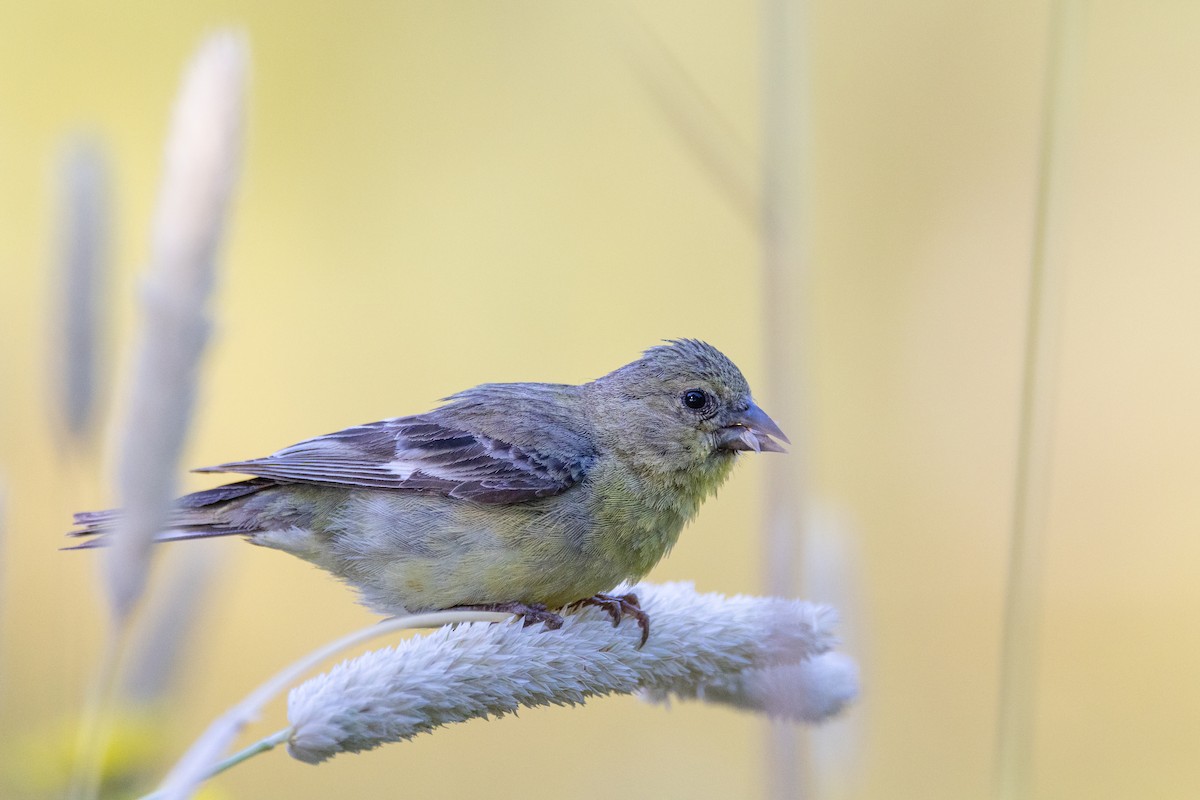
70,340,786,645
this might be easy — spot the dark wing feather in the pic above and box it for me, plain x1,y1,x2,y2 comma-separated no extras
194,413,594,504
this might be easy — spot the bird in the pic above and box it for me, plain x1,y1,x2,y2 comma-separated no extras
69,339,787,646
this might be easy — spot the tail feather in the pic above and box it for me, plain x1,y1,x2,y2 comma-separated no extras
63,526,254,550
174,477,277,509
66,478,276,548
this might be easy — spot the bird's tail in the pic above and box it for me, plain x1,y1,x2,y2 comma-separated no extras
65,478,275,549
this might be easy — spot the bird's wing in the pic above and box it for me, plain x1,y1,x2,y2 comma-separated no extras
194,415,594,504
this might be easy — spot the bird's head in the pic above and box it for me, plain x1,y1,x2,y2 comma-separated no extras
590,339,789,471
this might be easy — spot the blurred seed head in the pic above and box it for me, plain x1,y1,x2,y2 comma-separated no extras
52,137,111,444
106,30,248,622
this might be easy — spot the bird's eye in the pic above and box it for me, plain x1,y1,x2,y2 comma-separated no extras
682,389,709,410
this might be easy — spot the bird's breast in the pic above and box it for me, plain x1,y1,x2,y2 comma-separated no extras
583,454,734,580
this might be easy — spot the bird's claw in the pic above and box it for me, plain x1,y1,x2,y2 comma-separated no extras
451,601,564,630
573,592,651,648
447,595,651,647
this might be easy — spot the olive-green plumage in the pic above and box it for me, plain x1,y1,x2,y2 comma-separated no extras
70,340,787,617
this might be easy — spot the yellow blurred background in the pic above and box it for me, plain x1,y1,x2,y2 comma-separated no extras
2,2,1199,798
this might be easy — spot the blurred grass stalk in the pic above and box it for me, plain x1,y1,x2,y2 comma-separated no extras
69,30,248,800
617,3,818,794
760,0,814,798
995,2,1083,798
120,547,222,706
608,1,759,225
53,139,111,447
0,479,6,674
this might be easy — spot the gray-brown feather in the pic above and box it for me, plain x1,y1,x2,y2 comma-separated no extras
193,384,595,503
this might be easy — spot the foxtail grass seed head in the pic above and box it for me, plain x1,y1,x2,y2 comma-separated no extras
287,582,847,764
642,650,858,723
105,31,248,621
53,137,110,442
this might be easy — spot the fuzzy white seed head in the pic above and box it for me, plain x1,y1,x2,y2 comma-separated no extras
287,582,848,764
642,650,859,723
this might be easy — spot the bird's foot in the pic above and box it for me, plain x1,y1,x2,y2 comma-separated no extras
572,592,651,648
450,601,564,630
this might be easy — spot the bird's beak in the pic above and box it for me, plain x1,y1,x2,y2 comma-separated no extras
715,402,790,453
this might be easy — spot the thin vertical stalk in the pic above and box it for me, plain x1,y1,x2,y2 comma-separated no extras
608,1,759,226
0,480,6,690
761,0,813,797
994,2,1084,798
